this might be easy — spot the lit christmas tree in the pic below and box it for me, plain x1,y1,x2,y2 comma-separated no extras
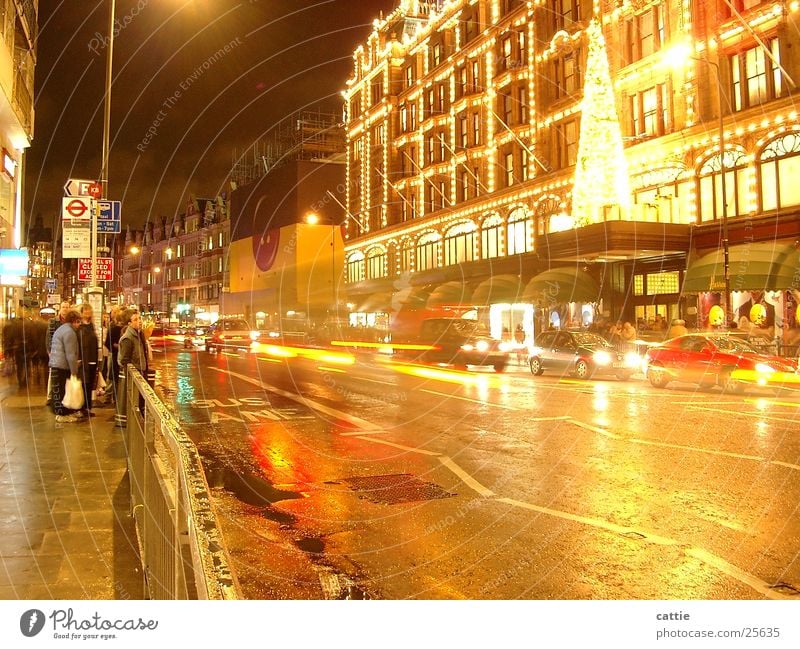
571,19,631,226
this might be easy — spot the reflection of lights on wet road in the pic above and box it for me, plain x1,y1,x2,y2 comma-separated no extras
389,362,504,388
252,342,355,366
318,366,346,374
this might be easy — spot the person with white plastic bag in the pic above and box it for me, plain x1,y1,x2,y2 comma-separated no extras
48,310,83,423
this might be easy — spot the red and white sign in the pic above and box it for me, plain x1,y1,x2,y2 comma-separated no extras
77,257,114,282
62,196,92,220
88,182,103,199
64,178,96,197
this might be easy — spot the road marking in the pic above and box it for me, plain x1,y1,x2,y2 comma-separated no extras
355,376,397,388
212,368,382,432
568,419,621,439
438,456,495,497
495,497,793,600
257,357,281,364
353,436,440,456
339,429,395,437
222,352,239,358
318,366,345,373
628,438,766,462
420,389,517,410
771,460,800,472
530,415,573,421
745,398,800,409
687,405,799,424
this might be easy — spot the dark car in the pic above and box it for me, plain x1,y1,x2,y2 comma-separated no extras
644,333,798,392
147,327,185,353
417,318,511,372
204,318,258,352
528,330,641,380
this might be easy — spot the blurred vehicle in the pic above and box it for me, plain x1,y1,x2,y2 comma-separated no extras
416,318,511,372
528,330,640,380
643,333,799,392
183,326,209,349
147,327,186,353
204,318,259,352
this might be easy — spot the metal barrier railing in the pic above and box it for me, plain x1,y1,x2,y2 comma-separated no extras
121,366,239,600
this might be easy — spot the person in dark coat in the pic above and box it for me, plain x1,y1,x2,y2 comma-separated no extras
105,306,122,405
116,309,150,428
77,303,99,416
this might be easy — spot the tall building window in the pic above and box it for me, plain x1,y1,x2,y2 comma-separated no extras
504,151,515,187
521,148,530,182
472,112,481,146
481,215,503,259
553,119,579,169
410,103,417,130
759,131,800,212
517,86,529,123
553,0,580,31
499,88,513,124
506,208,532,255
416,233,440,271
366,249,386,279
459,114,468,148
470,60,480,93
460,170,470,201
444,223,477,265
499,36,513,71
731,39,783,111
399,241,414,272
431,42,442,67
457,65,468,98
626,4,665,64
554,51,580,99
346,252,365,283
629,84,670,137
405,64,414,88
697,150,750,222
400,104,409,133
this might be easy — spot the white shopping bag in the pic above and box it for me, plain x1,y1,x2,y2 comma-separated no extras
63,375,85,411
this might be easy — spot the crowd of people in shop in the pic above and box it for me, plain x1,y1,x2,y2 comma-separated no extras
1,302,151,425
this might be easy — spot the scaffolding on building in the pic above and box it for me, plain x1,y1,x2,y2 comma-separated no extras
230,109,345,187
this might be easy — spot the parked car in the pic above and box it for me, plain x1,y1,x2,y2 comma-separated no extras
645,333,797,392
644,333,798,392
417,318,511,371
147,327,186,353
204,318,259,352
528,330,641,380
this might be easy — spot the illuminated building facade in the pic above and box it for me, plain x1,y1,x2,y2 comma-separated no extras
343,0,800,339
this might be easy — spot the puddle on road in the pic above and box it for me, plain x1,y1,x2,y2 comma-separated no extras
295,536,371,600
263,506,296,526
206,466,302,506
295,536,325,555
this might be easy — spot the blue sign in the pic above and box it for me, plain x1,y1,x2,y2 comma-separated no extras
0,248,28,276
45,278,57,290
98,200,121,233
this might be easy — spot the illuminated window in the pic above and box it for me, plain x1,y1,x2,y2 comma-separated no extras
400,104,408,132
552,0,580,30
554,51,581,99
457,65,468,98
499,36,513,71
625,4,665,64
517,86,529,123
431,43,442,68
731,39,783,112
472,112,481,146
504,151,515,187
399,241,414,272
405,64,414,89
416,233,440,271
460,170,471,201
759,131,800,212
346,252,365,283
629,84,670,138
470,59,481,93
353,139,362,161
499,88,513,124
506,208,531,255
458,114,468,148
371,79,383,105
553,118,579,169
481,216,503,259
698,150,749,222
444,223,477,266
646,271,680,295
366,249,387,279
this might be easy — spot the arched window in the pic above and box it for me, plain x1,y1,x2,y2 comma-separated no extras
366,247,387,279
759,132,800,212
506,207,532,255
346,251,365,284
481,215,503,259
416,233,440,271
444,222,477,266
535,197,567,234
398,239,414,273
697,149,749,222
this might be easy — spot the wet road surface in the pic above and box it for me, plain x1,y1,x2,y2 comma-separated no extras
151,346,800,600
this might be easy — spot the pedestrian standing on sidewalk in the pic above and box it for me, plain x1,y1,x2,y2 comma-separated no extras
48,310,83,423
116,309,149,428
77,303,99,418
46,301,71,406
105,306,122,405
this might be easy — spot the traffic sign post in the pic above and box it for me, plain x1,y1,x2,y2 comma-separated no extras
78,257,113,283
62,196,92,220
63,178,96,197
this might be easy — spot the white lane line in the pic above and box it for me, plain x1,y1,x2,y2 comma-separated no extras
420,389,518,411
628,438,766,462
684,548,789,600
438,456,495,498
339,429,396,437
212,368,382,432
568,419,622,439
257,357,281,364
687,405,800,424
495,497,793,600
745,398,800,409
770,460,800,472
531,415,572,421
318,366,346,373
353,436,440,456
357,376,399,387
222,352,239,358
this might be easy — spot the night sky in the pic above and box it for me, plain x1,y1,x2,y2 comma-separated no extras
25,0,396,233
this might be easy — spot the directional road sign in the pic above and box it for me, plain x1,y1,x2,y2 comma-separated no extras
62,196,92,220
63,178,96,197
97,200,122,233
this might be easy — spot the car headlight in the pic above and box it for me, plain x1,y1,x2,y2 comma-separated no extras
624,351,641,368
476,340,490,352
754,363,775,374
461,344,474,352
593,351,612,365
250,331,260,341
498,341,513,353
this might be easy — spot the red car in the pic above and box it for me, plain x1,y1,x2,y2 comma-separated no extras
644,333,798,392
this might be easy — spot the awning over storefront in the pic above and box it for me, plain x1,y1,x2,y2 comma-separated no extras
426,281,472,308
470,274,524,305
522,267,601,304
683,243,800,293
355,292,392,313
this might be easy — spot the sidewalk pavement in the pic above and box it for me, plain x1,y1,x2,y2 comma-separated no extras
0,377,143,599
